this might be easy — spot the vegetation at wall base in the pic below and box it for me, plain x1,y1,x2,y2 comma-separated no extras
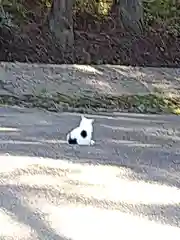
0,92,180,115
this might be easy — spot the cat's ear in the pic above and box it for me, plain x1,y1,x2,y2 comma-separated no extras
89,118,94,124
80,115,94,124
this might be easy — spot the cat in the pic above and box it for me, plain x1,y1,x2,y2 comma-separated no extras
66,115,95,146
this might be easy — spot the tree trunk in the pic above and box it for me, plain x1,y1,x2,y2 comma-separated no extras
114,0,144,34
48,0,74,49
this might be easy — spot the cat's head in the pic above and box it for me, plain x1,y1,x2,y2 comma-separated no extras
79,115,94,127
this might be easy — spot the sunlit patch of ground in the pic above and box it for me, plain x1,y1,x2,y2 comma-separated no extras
0,155,180,239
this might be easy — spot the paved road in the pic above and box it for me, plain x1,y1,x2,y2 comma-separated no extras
0,106,180,239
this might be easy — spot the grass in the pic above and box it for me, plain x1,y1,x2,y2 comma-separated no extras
0,92,180,115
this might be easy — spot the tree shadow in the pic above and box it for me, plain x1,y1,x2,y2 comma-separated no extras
71,64,180,96
0,171,179,232
0,184,72,239
95,65,180,95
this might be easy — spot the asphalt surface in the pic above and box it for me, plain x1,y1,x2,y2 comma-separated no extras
0,106,180,239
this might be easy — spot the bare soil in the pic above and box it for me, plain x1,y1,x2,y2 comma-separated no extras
0,9,179,67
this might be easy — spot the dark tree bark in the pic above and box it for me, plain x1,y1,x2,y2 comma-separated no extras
48,0,75,49
114,0,144,34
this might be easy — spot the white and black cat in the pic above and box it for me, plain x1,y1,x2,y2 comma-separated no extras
66,115,95,146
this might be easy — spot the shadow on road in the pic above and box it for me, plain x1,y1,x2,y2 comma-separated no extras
0,183,72,239
0,161,179,239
